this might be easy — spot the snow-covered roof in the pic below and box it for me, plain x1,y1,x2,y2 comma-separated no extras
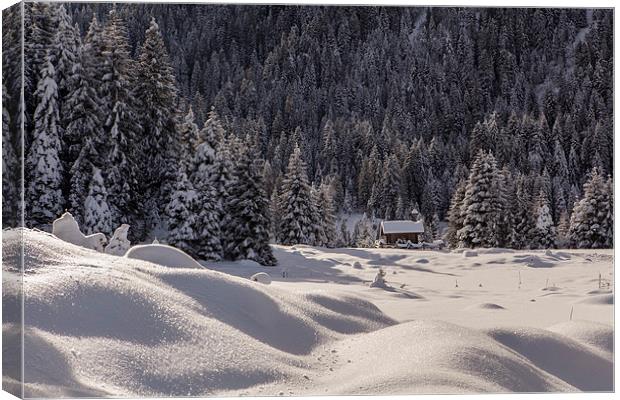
380,220,424,234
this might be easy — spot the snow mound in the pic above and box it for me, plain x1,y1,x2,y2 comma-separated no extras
474,303,506,310
52,211,107,252
239,259,262,268
547,321,613,356
7,229,398,397
125,244,203,269
312,321,576,394
579,294,613,305
353,261,363,269
463,250,478,257
250,272,272,284
513,254,555,268
478,248,515,254
486,327,613,391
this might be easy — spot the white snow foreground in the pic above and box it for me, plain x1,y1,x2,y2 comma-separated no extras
3,229,613,397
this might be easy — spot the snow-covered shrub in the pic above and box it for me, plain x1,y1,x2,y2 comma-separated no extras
250,272,272,284
52,211,107,252
370,268,388,288
105,224,131,256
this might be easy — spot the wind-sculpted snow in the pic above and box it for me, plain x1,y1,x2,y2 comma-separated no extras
2,229,613,396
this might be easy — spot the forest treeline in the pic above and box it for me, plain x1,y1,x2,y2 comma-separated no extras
2,4,613,259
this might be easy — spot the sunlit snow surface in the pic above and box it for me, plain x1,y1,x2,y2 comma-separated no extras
2,229,613,396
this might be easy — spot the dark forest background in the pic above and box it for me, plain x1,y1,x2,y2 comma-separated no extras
2,4,613,261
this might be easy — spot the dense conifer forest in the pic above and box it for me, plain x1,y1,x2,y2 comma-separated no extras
2,4,613,264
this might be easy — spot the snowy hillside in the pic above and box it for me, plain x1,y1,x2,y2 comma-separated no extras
3,229,613,396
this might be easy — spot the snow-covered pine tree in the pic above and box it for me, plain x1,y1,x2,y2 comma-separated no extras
178,106,200,171
423,213,439,242
568,168,613,248
49,5,79,108
339,219,351,247
511,174,535,249
216,140,238,256
135,17,180,218
62,39,100,161
101,8,140,237
556,211,571,248
68,137,100,226
64,41,104,225
604,176,613,248
445,179,466,248
24,2,58,147
83,167,113,235
190,119,224,261
165,171,198,256
26,53,64,226
380,154,402,220
2,84,18,227
317,183,338,247
531,190,556,249
354,213,375,248
277,144,317,245
224,148,277,265
457,151,503,248
309,185,328,246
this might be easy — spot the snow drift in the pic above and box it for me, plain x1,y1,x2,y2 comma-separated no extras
2,229,613,397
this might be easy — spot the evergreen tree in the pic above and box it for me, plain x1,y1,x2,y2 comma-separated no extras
277,144,317,245
225,148,277,265
135,17,180,214
339,219,352,247
423,213,440,242
380,154,402,220
568,169,613,248
354,213,375,248
511,174,535,249
2,84,18,227
190,119,224,261
458,151,503,248
26,54,64,226
445,179,466,248
68,137,100,226
83,167,113,235
556,211,571,248
178,106,200,171
531,190,556,249
101,8,141,236
165,171,198,256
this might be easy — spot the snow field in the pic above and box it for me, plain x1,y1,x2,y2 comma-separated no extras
2,229,614,396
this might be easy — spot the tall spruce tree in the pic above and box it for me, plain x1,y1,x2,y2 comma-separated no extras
568,169,613,248
277,144,317,245
317,182,338,247
101,8,140,236
190,117,224,261
511,174,536,249
26,53,63,226
135,17,180,217
165,171,198,256
458,151,504,248
445,179,466,247
2,84,18,227
531,190,556,249
225,148,277,265
83,167,113,235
